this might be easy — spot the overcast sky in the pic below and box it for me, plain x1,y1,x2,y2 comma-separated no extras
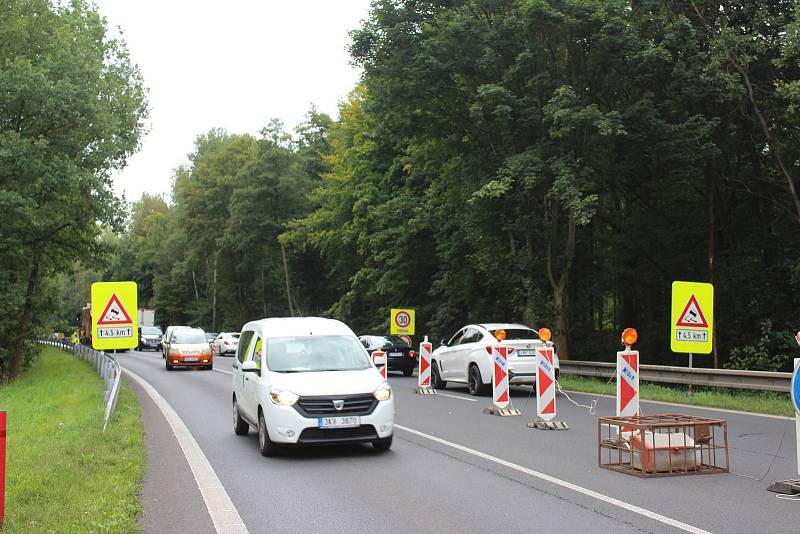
94,0,372,203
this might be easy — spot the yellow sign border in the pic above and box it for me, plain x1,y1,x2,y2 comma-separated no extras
390,308,415,336
91,281,138,350
670,281,713,354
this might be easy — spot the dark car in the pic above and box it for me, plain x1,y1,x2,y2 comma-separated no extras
138,326,164,351
359,335,417,376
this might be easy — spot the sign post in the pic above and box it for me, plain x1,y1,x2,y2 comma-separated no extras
792,357,800,476
616,349,640,418
536,346,556,421
671,281,713,395
91,282,138,351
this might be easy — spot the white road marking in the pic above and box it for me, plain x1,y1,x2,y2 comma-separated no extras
436,392,479,402
125,369,248,534
395,424,710,534
214,369,232,375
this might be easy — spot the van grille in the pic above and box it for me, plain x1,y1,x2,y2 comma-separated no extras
294,394,377,417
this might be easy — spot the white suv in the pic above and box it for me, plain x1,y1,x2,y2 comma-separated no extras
231,317,395,456
430,323,560,395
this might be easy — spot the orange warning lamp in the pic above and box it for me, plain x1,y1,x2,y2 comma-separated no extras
495,329,507,341
538,327,552,342
621,328,638,347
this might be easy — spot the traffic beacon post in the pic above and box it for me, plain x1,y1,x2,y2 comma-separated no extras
617,328,640,418
527,328,568,429
372,350,387,380
483,331,520,416
415,336,437,395
767,333,800,495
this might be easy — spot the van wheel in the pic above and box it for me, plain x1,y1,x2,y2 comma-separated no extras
431,361,446,389
373,435,392,451
258,410,280,457
468,364,490,396
232,397,249,436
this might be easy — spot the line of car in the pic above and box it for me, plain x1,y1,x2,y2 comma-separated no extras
147,318,558,456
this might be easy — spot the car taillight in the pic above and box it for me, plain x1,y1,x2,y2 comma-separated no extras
409,350,417,358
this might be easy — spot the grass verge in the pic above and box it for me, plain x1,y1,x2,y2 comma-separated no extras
557,374,795,417
0,347,144,532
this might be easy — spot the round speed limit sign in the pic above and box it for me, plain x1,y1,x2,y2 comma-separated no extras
395,311,411,328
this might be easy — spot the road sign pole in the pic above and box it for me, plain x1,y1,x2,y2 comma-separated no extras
795,358,800,476
688,353,693,396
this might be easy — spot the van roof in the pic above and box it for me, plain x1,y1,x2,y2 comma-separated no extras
242,317,355,338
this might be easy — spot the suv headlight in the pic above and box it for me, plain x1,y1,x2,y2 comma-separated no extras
373,382,392,401
269,387,299,406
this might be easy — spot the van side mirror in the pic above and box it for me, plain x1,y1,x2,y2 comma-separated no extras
241,360,261,376
440,339,447,347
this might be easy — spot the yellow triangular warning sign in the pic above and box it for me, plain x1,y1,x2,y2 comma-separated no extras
676,294,708,327
97,294,132,325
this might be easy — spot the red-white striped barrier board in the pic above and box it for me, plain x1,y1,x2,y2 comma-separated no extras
616,350,639,417
492,346,510,409
536,346,556,421
372,350,387,380
418,341,432,387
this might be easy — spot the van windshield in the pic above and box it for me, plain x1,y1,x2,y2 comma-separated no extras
266,336,371,373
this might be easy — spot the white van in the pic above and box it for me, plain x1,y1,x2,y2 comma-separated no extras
231,317,395,456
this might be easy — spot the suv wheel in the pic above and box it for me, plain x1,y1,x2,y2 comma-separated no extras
232,397,249,436
165,360,173,371
431,361,446,389
468,364,489,396
258,410,279,457
402,368,413,377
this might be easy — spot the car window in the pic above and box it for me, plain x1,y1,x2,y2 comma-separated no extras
237,330,253,364
489,328,537,341
448,329,466,346
266,335,371,373
248,335,263,369
172,330,206,344
461,328,482,344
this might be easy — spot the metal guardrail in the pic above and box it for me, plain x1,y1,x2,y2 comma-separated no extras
559,360,793,393
40,340,123,430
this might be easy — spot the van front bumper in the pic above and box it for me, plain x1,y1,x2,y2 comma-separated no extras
263,396,395,445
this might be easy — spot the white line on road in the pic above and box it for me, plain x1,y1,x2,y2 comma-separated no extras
125,369,248,534
395,424,710,534
214,369,232,375
436,392,479,402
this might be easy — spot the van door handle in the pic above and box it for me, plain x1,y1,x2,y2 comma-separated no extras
233,363,239,369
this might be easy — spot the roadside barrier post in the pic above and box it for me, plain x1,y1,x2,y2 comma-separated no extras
484,346,520,416
527,341,568,430
372,350,387,379
0,411,6,524
617,329,640,418
415,337,437,395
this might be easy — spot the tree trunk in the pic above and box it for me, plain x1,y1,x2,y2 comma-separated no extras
708,167,719,368
280,243,295,317
191,270,199,301
9,254,41,377
261,266,268,317
211,255,218,331
546,208,576,360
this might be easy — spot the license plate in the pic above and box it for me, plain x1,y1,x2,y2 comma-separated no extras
318,416,360,429
183,357,198,362
389,352,403,357
516,349,536,356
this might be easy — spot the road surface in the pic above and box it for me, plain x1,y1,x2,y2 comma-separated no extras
119,349,800,533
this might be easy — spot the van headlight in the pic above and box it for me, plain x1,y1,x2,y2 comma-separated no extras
269,387,299,406
373,382,392,401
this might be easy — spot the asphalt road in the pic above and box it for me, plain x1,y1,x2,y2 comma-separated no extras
119,349,800,534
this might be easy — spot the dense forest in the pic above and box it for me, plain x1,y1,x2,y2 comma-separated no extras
5,0,800,377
